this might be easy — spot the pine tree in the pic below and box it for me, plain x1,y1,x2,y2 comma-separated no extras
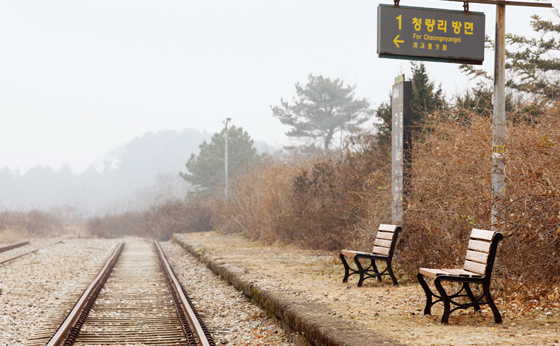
272,75,374,151
460,7,560,105
180,125,261,191
374,98,392,145
374,62,444,143
410,62,444,125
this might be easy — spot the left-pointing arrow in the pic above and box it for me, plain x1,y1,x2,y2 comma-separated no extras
393,35,404,48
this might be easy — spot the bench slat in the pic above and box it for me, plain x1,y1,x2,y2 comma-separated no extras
376,231,394,241
419,268,482,278
340,250,357,257
418,268,445,278
372,246,390,256
440,269,481,277
374,239,392,248
341,250,375,258
378,224,397,232
471,228,495,241
464,260,487,275
468,239,491,253
465,250,488,264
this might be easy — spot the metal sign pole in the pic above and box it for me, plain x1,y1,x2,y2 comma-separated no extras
491,4,506,232
391,75,412,225
380,0,552,230
224,118,231,201
392,76,404,224
437,0,551,232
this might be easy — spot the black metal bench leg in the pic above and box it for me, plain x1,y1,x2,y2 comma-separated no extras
386,260,398,286
463,283,481,312
354,257,366,287
340,253,351,283
483,283,502,323
417,272,433,315
434,277,451,324
370,259,382,282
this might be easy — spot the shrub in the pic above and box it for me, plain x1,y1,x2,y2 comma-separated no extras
82,106,560,300
85,196,215,240
212,137,391,250
0,210,63,240
86,212,147,239
399,110,560,299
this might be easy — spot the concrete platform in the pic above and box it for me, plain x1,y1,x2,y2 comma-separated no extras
173,232,403,346
172,232,560,346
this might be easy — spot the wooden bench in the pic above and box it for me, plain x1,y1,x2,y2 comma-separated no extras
340,224,402,287
417,228,504,324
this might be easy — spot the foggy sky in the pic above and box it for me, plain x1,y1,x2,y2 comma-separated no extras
0,0,555,173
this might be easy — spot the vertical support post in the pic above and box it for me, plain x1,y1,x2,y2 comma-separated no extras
391,75,412,225
224,118,231,201
492,4,506,232
225,129,228,200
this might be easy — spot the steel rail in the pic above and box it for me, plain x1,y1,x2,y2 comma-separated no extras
44,242,125,346
0,241,62,265
0,240,29,253
155,241,214,346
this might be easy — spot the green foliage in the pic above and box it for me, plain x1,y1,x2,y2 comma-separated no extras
180,125,260,191
460,8,560,103
505,12,560,99
410,62,444,124
455,82,518,119
455,83,494,117
374,98,392,145
272,74,374,151
375,62,444,143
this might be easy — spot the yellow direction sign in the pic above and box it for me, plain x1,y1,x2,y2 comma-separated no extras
378,4,485,65
393,35,404,48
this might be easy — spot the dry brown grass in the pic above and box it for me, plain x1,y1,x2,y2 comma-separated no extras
145,198,213,239
211,138,392,250
399,109,560,300
83,105,559,301
0,210,64,241
86,197,214,240
0,229,27,243
86,211,147,239
209,107,559,301
210,159,301,244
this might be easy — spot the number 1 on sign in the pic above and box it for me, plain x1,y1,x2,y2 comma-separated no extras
397,15,402,30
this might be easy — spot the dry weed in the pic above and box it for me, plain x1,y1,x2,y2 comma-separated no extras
400,110,560,300
82,106,560,301
0,210,63,240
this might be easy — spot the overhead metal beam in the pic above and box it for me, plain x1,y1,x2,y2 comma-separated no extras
441,0,552,7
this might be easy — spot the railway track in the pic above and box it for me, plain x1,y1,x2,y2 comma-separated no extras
27,239,215,346
0,240,62,265
0,240,29,253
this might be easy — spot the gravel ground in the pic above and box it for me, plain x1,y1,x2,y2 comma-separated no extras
5,233,559,346
160,240,293,346
0,237,293,346
0,239,59,264
1,238,121,345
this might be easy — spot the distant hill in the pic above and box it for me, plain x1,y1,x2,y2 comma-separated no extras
103,128,213,193
0,128,213,217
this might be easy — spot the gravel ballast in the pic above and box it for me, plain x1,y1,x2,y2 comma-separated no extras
0,237,292,346
1,238,121,345
3,233,559,346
